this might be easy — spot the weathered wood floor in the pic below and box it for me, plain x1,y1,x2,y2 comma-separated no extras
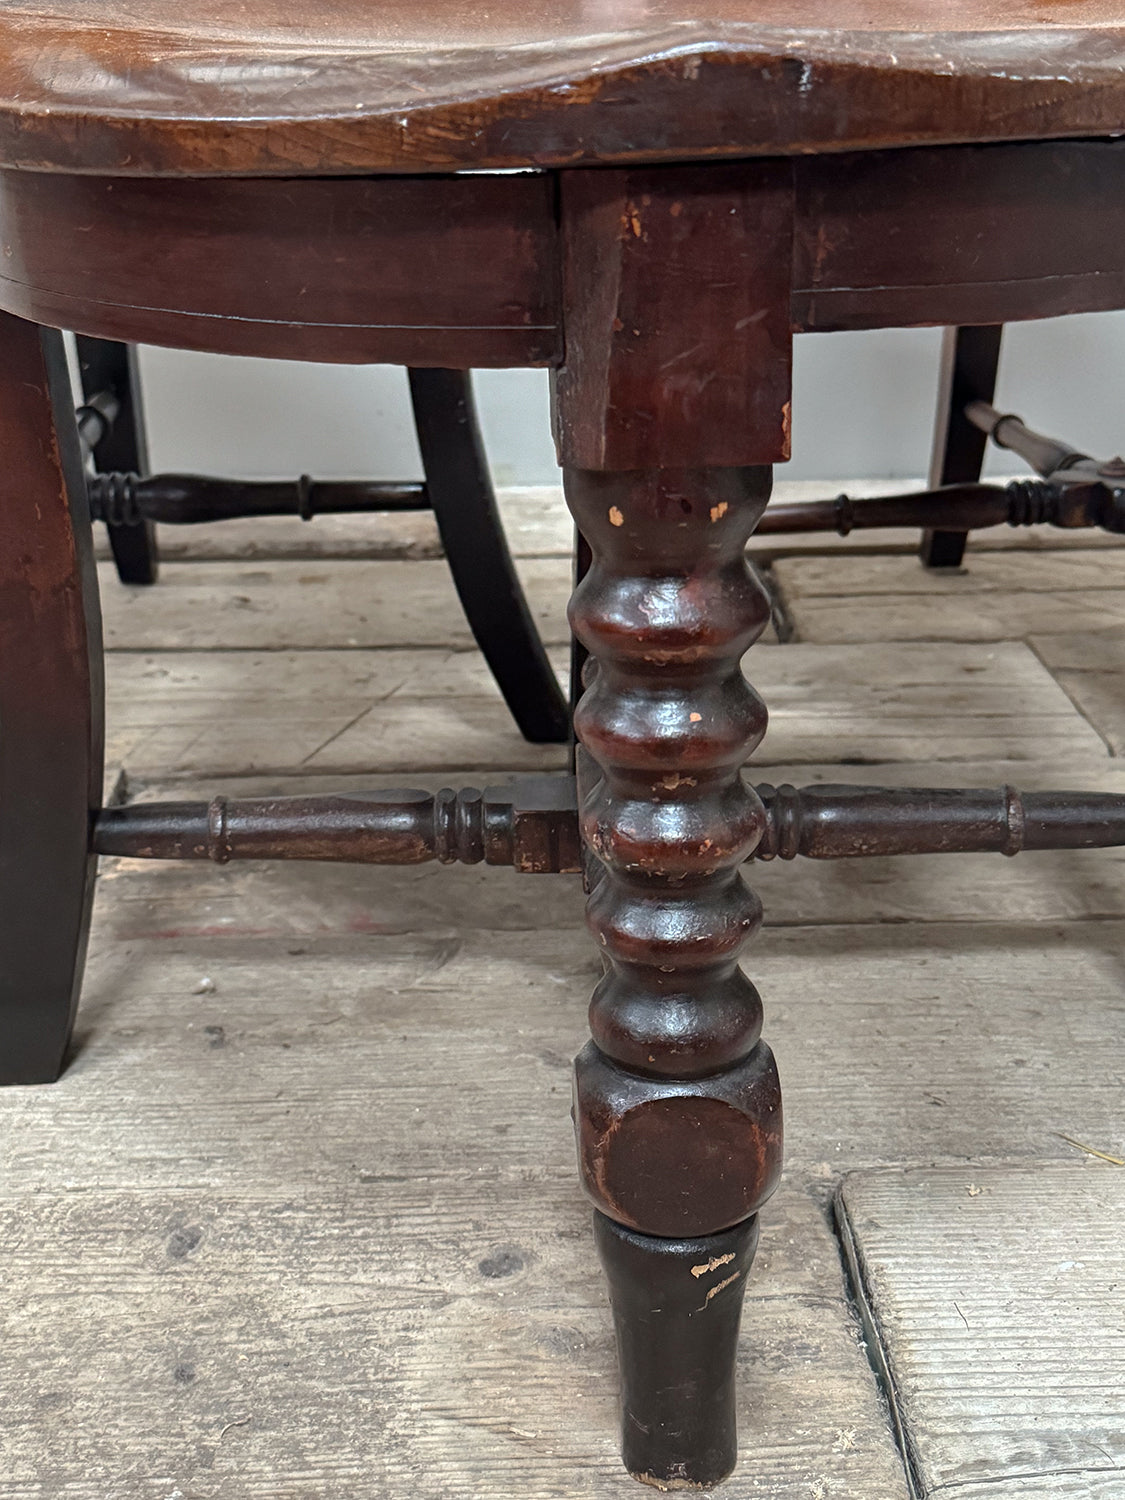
2,483,1123,1498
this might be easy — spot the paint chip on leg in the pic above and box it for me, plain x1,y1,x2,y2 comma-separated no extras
702,1272,740,1307
690,1251,735,1279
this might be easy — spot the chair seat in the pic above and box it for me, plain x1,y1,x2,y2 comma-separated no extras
2,2,1124,176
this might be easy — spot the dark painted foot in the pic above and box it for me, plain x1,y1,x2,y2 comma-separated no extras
595,1213,759,1490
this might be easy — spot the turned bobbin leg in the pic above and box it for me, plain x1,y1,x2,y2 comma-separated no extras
553,163,794,1487
0,314,104,1082
565,468,782,1487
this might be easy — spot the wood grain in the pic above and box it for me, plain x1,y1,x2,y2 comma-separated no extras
793,143,1125,331
775,553,1125,644
104,649,571,778
839,1166,1125,1497
2,6,1125,175
102,636,1099,780
7,890,1118,1491
98,558,572,652
1030,628,1125,757
0,1174,906,1500
8,912,1121,1190
553,164,792,469
0,172,560,367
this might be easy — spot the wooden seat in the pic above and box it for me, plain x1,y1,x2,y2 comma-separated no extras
0,3,1124,175
2,5,1125,1493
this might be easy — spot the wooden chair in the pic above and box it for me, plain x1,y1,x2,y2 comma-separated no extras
3,5,1125,1488
78,336,569,743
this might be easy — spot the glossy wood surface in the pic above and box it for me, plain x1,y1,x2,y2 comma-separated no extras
0,313,103,1084
792,141,1125,331
0,172,560,366
554,163,792,470
1,3,1125,175
8,141,1125,370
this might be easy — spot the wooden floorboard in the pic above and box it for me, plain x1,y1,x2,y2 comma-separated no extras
0,1176,907,1500
839,1166,1125,1499
105,648,571,778
43,914,1120,1181
13,481,1125,1497
1030,627,1125,756
775,552,1125,644
104,638,1105,780
99,557,573,653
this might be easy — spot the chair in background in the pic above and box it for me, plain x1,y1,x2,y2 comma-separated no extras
78,336,569,744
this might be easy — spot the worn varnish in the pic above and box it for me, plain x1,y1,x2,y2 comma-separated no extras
0,313,103,1084
2,4,1125,175
562,462,782,1486
0,172,561,366
553,164,793,470
0,1,1124,1488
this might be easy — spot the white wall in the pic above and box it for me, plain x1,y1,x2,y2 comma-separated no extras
137,310,1125,484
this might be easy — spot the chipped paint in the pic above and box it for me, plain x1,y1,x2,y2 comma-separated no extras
608,506,624,527
660,773,697,791
709,501,729,523
690,1251,735,1279
702,1272,740,1306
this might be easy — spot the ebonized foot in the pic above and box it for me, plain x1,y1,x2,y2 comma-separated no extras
595,1213,760,1489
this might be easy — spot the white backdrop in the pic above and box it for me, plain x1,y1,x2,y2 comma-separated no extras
137,311,1125,485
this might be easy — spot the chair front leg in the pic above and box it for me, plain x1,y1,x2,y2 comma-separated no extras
552,160,794,1487
0,314,104,1082
565,466,782,1487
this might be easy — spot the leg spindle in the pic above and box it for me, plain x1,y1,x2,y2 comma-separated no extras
566,465,783,1487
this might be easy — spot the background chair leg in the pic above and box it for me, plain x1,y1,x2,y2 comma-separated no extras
76,336,159,585
408,369,569,744
0,314,104,1083
921,324,1004,568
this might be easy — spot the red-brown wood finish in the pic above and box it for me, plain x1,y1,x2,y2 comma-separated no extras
554,170,788,1486
0,172,561,367
791,142,1125,331
563,461,783,1487
553,164,793,470
0,311,104,1084
2,4,1125,175
1,3,1125,1489
93,776,1125,867
6,142,1125,370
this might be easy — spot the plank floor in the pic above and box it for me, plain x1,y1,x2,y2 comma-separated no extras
838,1167,1125,1498
7,488,1125,1498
